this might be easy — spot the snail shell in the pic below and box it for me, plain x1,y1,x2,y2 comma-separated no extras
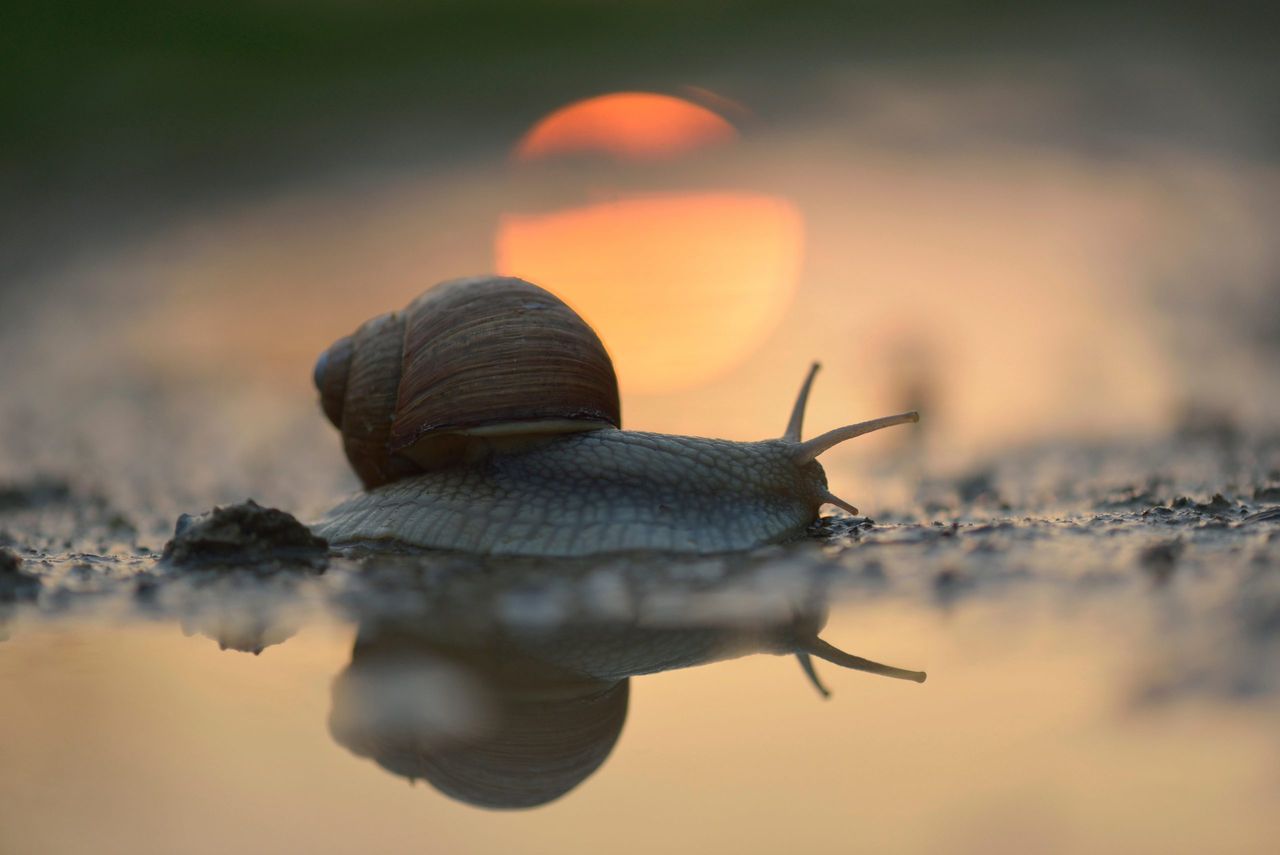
313,276,620,488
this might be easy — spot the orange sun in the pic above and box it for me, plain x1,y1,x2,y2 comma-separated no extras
514,91,738,162
499,91,804,395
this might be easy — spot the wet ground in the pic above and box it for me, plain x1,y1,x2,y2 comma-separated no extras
3,422,1280,853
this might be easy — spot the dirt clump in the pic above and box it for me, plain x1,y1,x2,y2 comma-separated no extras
160,500,328,573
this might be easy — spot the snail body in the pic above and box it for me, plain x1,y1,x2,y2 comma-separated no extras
318,430,822,555
312,276,918,557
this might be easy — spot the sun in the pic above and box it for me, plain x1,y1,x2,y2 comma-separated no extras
514,91,738,162
498,91,804,395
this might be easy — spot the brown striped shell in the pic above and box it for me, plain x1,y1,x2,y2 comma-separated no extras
313,276,621,489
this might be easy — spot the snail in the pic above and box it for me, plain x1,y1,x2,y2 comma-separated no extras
311,275,918,557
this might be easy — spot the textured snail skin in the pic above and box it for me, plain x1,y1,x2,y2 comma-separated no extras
312,429,830,556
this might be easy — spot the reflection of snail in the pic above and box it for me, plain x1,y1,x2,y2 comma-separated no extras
327,569,924,809
312,276,918,556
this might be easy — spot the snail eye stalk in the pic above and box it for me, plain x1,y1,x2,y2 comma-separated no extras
795,636,928,697
778,360,919,461
791,412,920,464
782,361,822,442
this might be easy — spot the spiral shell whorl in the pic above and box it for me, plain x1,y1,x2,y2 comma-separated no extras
390,276,620,464
313,276,621,489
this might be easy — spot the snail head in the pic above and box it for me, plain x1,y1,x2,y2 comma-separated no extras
775,361,919,517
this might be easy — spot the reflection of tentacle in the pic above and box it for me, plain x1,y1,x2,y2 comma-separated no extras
795,651,831,698
802,635,927,684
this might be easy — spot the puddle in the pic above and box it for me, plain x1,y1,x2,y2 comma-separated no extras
3,586,1278,855
3,472,1280,854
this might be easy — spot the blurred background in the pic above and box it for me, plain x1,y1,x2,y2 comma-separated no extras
1,0,1278,519
4,6,1280,853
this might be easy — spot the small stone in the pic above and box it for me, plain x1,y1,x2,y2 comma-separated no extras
160,500,328,573
1098,484,1163,509
1253,485,1280,502
1198,493,1236,514
1169,494,1236,515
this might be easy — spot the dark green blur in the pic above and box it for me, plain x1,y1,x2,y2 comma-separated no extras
2,0,1275,281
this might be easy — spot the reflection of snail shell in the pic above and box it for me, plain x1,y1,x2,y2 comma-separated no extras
410,682,628,810
328,628,628,809
312,275,919,556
